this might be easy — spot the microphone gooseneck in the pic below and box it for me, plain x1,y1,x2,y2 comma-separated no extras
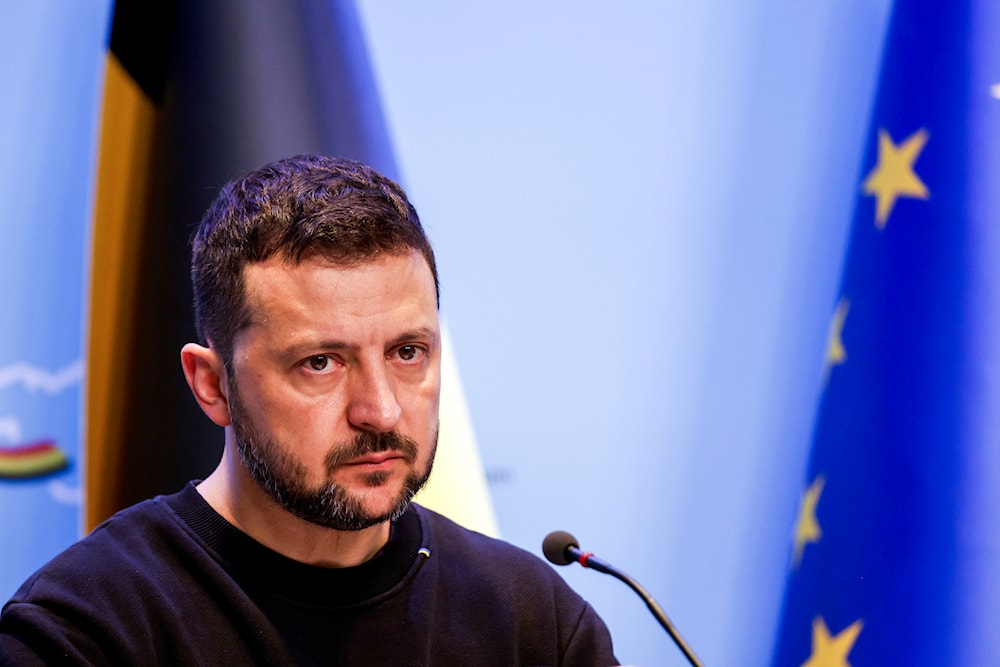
542,530,703,667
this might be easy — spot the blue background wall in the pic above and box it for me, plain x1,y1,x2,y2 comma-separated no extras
0,2,895,664
0,0,111,615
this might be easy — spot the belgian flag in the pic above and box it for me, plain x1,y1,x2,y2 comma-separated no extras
87,0,497,534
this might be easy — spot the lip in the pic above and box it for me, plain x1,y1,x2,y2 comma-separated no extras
342,451,406,469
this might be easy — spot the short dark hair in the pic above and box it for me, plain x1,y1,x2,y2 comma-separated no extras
190,154,438,365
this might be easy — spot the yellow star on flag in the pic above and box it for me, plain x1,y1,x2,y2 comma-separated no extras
792,475,825,569
801,617,863,667
861,128,929,229
823,299,850,380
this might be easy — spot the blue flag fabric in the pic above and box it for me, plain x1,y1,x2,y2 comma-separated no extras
772,2,1000,665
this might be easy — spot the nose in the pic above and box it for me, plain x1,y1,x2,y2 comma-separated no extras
346,361,402,433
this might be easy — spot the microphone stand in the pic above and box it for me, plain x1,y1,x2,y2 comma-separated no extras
569,547,703,667
543,531,703,667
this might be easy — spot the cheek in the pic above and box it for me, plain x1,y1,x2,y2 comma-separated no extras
420,390,442,450
411,379,441,425
395,381,439,442
291,399,349,445
248,386,343,450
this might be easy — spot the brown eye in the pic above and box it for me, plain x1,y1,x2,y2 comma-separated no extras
308,355,329,371
398,346,418,361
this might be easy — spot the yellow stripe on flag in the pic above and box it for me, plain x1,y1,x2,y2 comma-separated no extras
85,53,158,532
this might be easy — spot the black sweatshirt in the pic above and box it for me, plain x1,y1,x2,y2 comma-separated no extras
0,482,618,666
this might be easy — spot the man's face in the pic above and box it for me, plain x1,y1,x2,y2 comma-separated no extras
226,250,441,531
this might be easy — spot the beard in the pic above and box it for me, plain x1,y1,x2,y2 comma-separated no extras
227,377,436,531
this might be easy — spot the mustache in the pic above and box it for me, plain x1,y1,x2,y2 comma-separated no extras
324,431,419,472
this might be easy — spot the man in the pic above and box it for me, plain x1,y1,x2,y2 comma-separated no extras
0,155,618,665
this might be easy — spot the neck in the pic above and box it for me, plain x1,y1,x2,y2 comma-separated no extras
197,446,391,568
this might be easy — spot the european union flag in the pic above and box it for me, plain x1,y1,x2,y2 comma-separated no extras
772,2,1000,665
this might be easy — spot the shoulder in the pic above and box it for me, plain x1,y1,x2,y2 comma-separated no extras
0,492,192,663
409,505,618,664
0,484,284,664
3,489,201,627
8,483,228,613
413,503,551,571
26,496,172,584
411,503,589,608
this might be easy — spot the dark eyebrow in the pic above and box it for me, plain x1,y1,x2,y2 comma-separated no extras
276,339,356,362
278,327,439,360
387,327,440,350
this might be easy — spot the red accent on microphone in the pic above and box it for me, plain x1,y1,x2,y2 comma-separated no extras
579,552,595,568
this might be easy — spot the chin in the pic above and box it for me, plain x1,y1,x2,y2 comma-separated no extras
353,479,416,514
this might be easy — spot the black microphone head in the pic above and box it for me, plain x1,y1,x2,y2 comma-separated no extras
542,530,580,566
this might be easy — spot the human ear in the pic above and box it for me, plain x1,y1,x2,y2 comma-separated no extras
180,343,231,427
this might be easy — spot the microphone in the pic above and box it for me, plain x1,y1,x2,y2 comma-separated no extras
542,531,703,667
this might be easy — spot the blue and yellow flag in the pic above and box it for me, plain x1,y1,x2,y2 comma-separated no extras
772,2,1000,665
